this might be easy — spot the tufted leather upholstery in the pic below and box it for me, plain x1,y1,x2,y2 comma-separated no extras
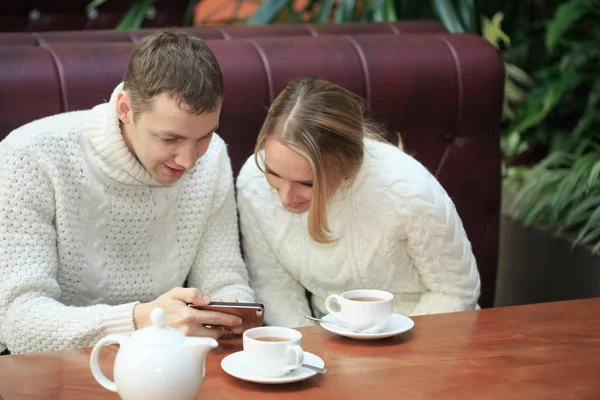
0,33,503,307
0,21,446,46
0,0,190,32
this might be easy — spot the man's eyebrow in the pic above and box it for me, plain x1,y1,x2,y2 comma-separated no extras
156,125,218,140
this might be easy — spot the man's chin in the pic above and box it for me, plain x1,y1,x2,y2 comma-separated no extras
154,173,184,184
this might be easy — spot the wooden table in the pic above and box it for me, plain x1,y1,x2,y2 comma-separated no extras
1,298,599,399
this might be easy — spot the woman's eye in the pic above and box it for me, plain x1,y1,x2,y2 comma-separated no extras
300,182,313,188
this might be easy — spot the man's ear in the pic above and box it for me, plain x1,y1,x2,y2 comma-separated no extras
116,90,133,124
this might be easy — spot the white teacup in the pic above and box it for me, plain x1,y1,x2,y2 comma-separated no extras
243,326,304,378
325,289,394,332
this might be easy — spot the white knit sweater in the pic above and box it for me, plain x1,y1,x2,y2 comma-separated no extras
0,84,254,354
237,138,480,328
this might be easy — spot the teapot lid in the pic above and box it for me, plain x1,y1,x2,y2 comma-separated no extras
132,307,186,346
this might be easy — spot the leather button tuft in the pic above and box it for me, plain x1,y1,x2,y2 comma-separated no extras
28,9,41,21
146,7,157,20
86,8,99,20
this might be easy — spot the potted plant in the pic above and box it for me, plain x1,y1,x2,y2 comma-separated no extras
496,0,600,306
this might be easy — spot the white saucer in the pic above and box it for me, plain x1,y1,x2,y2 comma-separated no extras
320,312,414,340
221,351,325,384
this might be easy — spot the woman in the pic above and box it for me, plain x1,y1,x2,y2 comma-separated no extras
236,75,480,328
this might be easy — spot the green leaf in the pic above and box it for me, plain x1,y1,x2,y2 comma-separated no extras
511,169,567,217
550,158,595,221
247,0,291,25
431,0,465,33
372,0,386,22
561,210,594,232
592,235,600,254
183,0,200,26
505,81,528,103
536,150,574,170
575,221,600,248
501,129,529,158
546,0,592,53
385,0,397,22
340,0,356,21
562,195,600,229
458,0,477,33
573,79,600,137
317,0,335,23
87,0,109,10
333,0,355,22
582,225,600,246
523,196,554,226
508,69,582,139
588,159,600,190
116,0,157,30
481,12,510,49
506,63,534,88
574,204,600,245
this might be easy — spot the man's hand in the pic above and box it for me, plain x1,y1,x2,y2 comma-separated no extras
133,287,243,339
211,296,238,302
210,296,244,334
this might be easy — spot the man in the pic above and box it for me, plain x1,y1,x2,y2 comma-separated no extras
0,31,254,354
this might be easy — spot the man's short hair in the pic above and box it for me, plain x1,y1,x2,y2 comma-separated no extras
124,30,224,118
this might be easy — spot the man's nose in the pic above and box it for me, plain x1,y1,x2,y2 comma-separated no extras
176,144,197,170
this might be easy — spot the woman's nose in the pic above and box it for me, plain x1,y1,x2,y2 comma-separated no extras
278,183,295,205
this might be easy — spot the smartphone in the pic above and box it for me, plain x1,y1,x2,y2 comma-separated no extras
190,302,265,330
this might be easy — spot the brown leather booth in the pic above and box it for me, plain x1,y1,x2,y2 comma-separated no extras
0,33,503,308
0,21,446,46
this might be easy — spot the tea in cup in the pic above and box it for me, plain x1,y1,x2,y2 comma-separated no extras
243,326,304,378
325,289,394,332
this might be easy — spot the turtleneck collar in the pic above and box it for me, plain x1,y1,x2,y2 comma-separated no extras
83,82,163,186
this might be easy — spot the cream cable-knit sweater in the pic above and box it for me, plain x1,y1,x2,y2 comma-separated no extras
237,138,480,328
0,84,254,354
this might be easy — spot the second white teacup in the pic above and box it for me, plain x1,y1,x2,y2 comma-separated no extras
243,326,304,378
325,289,394,332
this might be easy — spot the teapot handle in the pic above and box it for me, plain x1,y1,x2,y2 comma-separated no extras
89,334,125,393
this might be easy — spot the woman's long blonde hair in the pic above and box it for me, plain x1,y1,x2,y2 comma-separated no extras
254,75,387,244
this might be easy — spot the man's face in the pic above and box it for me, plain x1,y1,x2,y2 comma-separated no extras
117,91,221,184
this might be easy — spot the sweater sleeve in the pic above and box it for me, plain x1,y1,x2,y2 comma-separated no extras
186,144,255,303
236,167,312,328
390,174,481,316
0,146,137,355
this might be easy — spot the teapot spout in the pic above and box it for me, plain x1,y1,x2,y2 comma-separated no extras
181,337,219,376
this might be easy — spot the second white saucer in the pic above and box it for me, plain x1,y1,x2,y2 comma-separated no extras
320,312,414,340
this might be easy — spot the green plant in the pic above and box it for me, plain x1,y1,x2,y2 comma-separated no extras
505,0,600,251
503,0,600,164
86,0,201,29
508,140,600,253
430,0,533,125
246,0,401,24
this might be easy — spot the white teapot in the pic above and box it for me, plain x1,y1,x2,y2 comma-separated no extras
90,307,218,400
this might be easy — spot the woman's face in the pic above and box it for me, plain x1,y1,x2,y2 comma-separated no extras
263,136,314,214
